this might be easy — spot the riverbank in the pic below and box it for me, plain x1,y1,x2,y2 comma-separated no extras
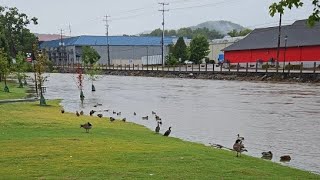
103,70,320,83
0,100,318,179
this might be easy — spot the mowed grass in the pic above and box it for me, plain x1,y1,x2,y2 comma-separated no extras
0,81,27,100
0,101,319,179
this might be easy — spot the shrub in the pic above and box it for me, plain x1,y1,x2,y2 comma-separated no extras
285,64,302,70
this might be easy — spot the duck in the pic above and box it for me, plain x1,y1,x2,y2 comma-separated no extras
233,139,247,157
155,122,160,133
110,117,115,122
280,155,291,161
142,116,148,120
76,111,80,117
122,118,126,122
89,110,96,116
80,111,84,115
61,109,65,114
80,122,92,133
97,114,103,118
163,127,171,136
261,151,273,159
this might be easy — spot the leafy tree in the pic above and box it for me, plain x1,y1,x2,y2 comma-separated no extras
172,37,189,63
227,29,239,37
165,53,179,66
81,46,101,92
269,0,320,26
33,46,48,106
189,35,210,64
13,51,28,88
0,6,38,58
0,49,10,92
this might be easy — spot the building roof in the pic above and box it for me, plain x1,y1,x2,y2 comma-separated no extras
222,20,320,51
40,35,174,48
211,36,245,45
35,33,68,42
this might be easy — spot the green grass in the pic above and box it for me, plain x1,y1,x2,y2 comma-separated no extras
0,81,28,100
0,101,319,179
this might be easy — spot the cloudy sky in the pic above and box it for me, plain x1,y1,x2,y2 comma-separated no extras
0,0,314,36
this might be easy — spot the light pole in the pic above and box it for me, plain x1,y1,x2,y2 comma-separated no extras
283,35,288,73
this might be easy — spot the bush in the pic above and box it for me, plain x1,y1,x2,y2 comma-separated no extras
262,64,276,69
165,54,179,66
285,64,302,70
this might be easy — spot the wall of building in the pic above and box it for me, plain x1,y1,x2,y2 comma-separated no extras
224,45,320,64
208,42,232,62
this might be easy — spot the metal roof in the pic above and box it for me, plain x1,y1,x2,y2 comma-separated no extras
40,35,174,48
222,20,320,51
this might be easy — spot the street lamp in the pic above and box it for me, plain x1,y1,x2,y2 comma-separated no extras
283,35,288,73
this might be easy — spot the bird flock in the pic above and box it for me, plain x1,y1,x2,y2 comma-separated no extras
60,103,171,136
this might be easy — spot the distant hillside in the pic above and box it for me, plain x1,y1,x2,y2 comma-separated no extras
190,20,245,35
34,33,69,42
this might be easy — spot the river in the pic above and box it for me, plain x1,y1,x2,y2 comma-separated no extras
43,73,320,174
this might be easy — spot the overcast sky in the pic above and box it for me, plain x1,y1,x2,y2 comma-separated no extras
0,0,314,36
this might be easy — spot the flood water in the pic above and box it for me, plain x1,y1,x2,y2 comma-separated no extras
43,73,320,174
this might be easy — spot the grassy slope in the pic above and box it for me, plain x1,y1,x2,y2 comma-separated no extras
0,81,27,100
0,101,318,179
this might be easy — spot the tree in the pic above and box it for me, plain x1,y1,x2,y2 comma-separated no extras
189,35,210,64
13,52,28,88
81,46,101,92
269,0,320,26
172,37,189,63
165,53,179,66
228,29,252,37
0,49,10,92
33,46,48,106
227,29,238,37
0,6,38,58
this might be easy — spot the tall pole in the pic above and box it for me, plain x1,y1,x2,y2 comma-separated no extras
104,14,111,66
276,13,282,68
283,35,288,73
59,29,65,67
159,2,169,67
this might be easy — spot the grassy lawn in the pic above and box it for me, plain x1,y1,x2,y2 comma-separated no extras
0,100,319,179
0,81,28,100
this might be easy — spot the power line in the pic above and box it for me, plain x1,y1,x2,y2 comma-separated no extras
159,2,169,66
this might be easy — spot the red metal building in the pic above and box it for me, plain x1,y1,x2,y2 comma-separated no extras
222,20,320,64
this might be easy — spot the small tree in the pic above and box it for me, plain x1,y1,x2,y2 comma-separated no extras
189,35,210,64
165,53,179,66
33,46,48,106
0,48,10,92
14,52,28,88
173,37,189,63
86,64,101,92
81,46,101,91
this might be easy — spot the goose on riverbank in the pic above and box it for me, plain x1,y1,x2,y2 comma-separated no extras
164,127,171,136
155,122,160,133
80,111,84,115
233,139,247,157
280,155,291,162
61,109,65,114
76,111,80,117
262,151,273,159
97,114,103,118
80,122,92,133
142,116,148,120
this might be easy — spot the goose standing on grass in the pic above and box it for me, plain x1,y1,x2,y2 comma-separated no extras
76,111,80,117
237,134,245,141
233,139,247,157
80,122,92,133
61,109,65,114
163,127,171,136
110,117,115,122
90,110,96,116
80,111,84,115
97,114,103,118
155,122,160,133
122,118,126,122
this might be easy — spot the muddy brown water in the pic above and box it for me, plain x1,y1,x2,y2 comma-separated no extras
43,73,320,174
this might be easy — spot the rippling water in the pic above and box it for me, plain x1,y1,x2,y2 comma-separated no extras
44,73,320,174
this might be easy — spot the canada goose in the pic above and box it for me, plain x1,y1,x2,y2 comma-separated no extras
113,111,116,114
110,117,115,122
80,111,84,115
134,112,136,116
93,105,97,107
237,134,245,141
97,114,103,118
152,111,156,115
122,118,126,122
104,109,109,112
262,151,273,159
89,110,96,116
163,127,171,136
233,139,247,157
155,115,161,120
117,112,121,116
76,111,80,117
280,155,291,162
142,116,148,120
155,122,160,133
80,122,92,133
61,109,65,114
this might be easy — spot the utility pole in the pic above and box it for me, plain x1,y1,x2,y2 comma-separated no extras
59,29,65,67
69,23,72,37
159,2,169,67
104,14,111,66
276,13,282,68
